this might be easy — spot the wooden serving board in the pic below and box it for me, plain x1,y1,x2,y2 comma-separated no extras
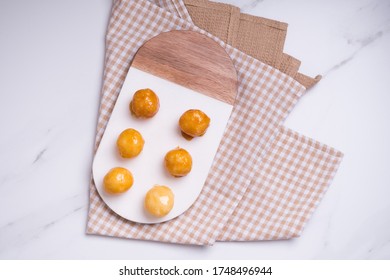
132,30,237,105
93,31,237,224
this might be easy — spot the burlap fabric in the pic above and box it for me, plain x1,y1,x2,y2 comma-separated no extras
184,0,322,88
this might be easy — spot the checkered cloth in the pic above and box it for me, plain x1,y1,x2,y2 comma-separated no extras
87,0,343,245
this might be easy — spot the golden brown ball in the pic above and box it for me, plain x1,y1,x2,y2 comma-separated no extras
103,167,133,194
179,109,210,138
144,185,174,217
130,88,160,118
164,147,192,177
116,128,145,158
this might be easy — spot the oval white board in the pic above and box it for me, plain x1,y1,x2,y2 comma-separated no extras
92,68,233,224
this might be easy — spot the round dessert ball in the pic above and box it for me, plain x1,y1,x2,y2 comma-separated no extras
130,88,160,118
116,128,145,158
144,185,174,217
164,147,192,177
103,167,133,194
179,109,210,138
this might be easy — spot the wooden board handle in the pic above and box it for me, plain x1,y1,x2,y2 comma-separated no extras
132,30,237,105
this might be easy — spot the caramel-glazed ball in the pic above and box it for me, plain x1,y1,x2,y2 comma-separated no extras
103,167,133,194
130,88,160,118
179,109,210,138
144,185,174,217
117,128,145,158
164,147,192,177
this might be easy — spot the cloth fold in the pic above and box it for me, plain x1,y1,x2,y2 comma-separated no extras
87,0,343,245
219,126,343,241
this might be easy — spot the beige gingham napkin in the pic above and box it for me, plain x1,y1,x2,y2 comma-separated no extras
87,0,343,245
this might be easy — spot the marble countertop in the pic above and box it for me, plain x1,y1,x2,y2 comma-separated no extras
0,0,389,259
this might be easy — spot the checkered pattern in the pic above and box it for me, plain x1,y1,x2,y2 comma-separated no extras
153,0,193,22
87,0,343,245
219,126,343,241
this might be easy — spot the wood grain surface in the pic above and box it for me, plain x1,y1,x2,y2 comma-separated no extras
131,30,237,105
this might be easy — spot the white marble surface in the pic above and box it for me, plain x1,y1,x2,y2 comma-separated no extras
0,0,389,259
